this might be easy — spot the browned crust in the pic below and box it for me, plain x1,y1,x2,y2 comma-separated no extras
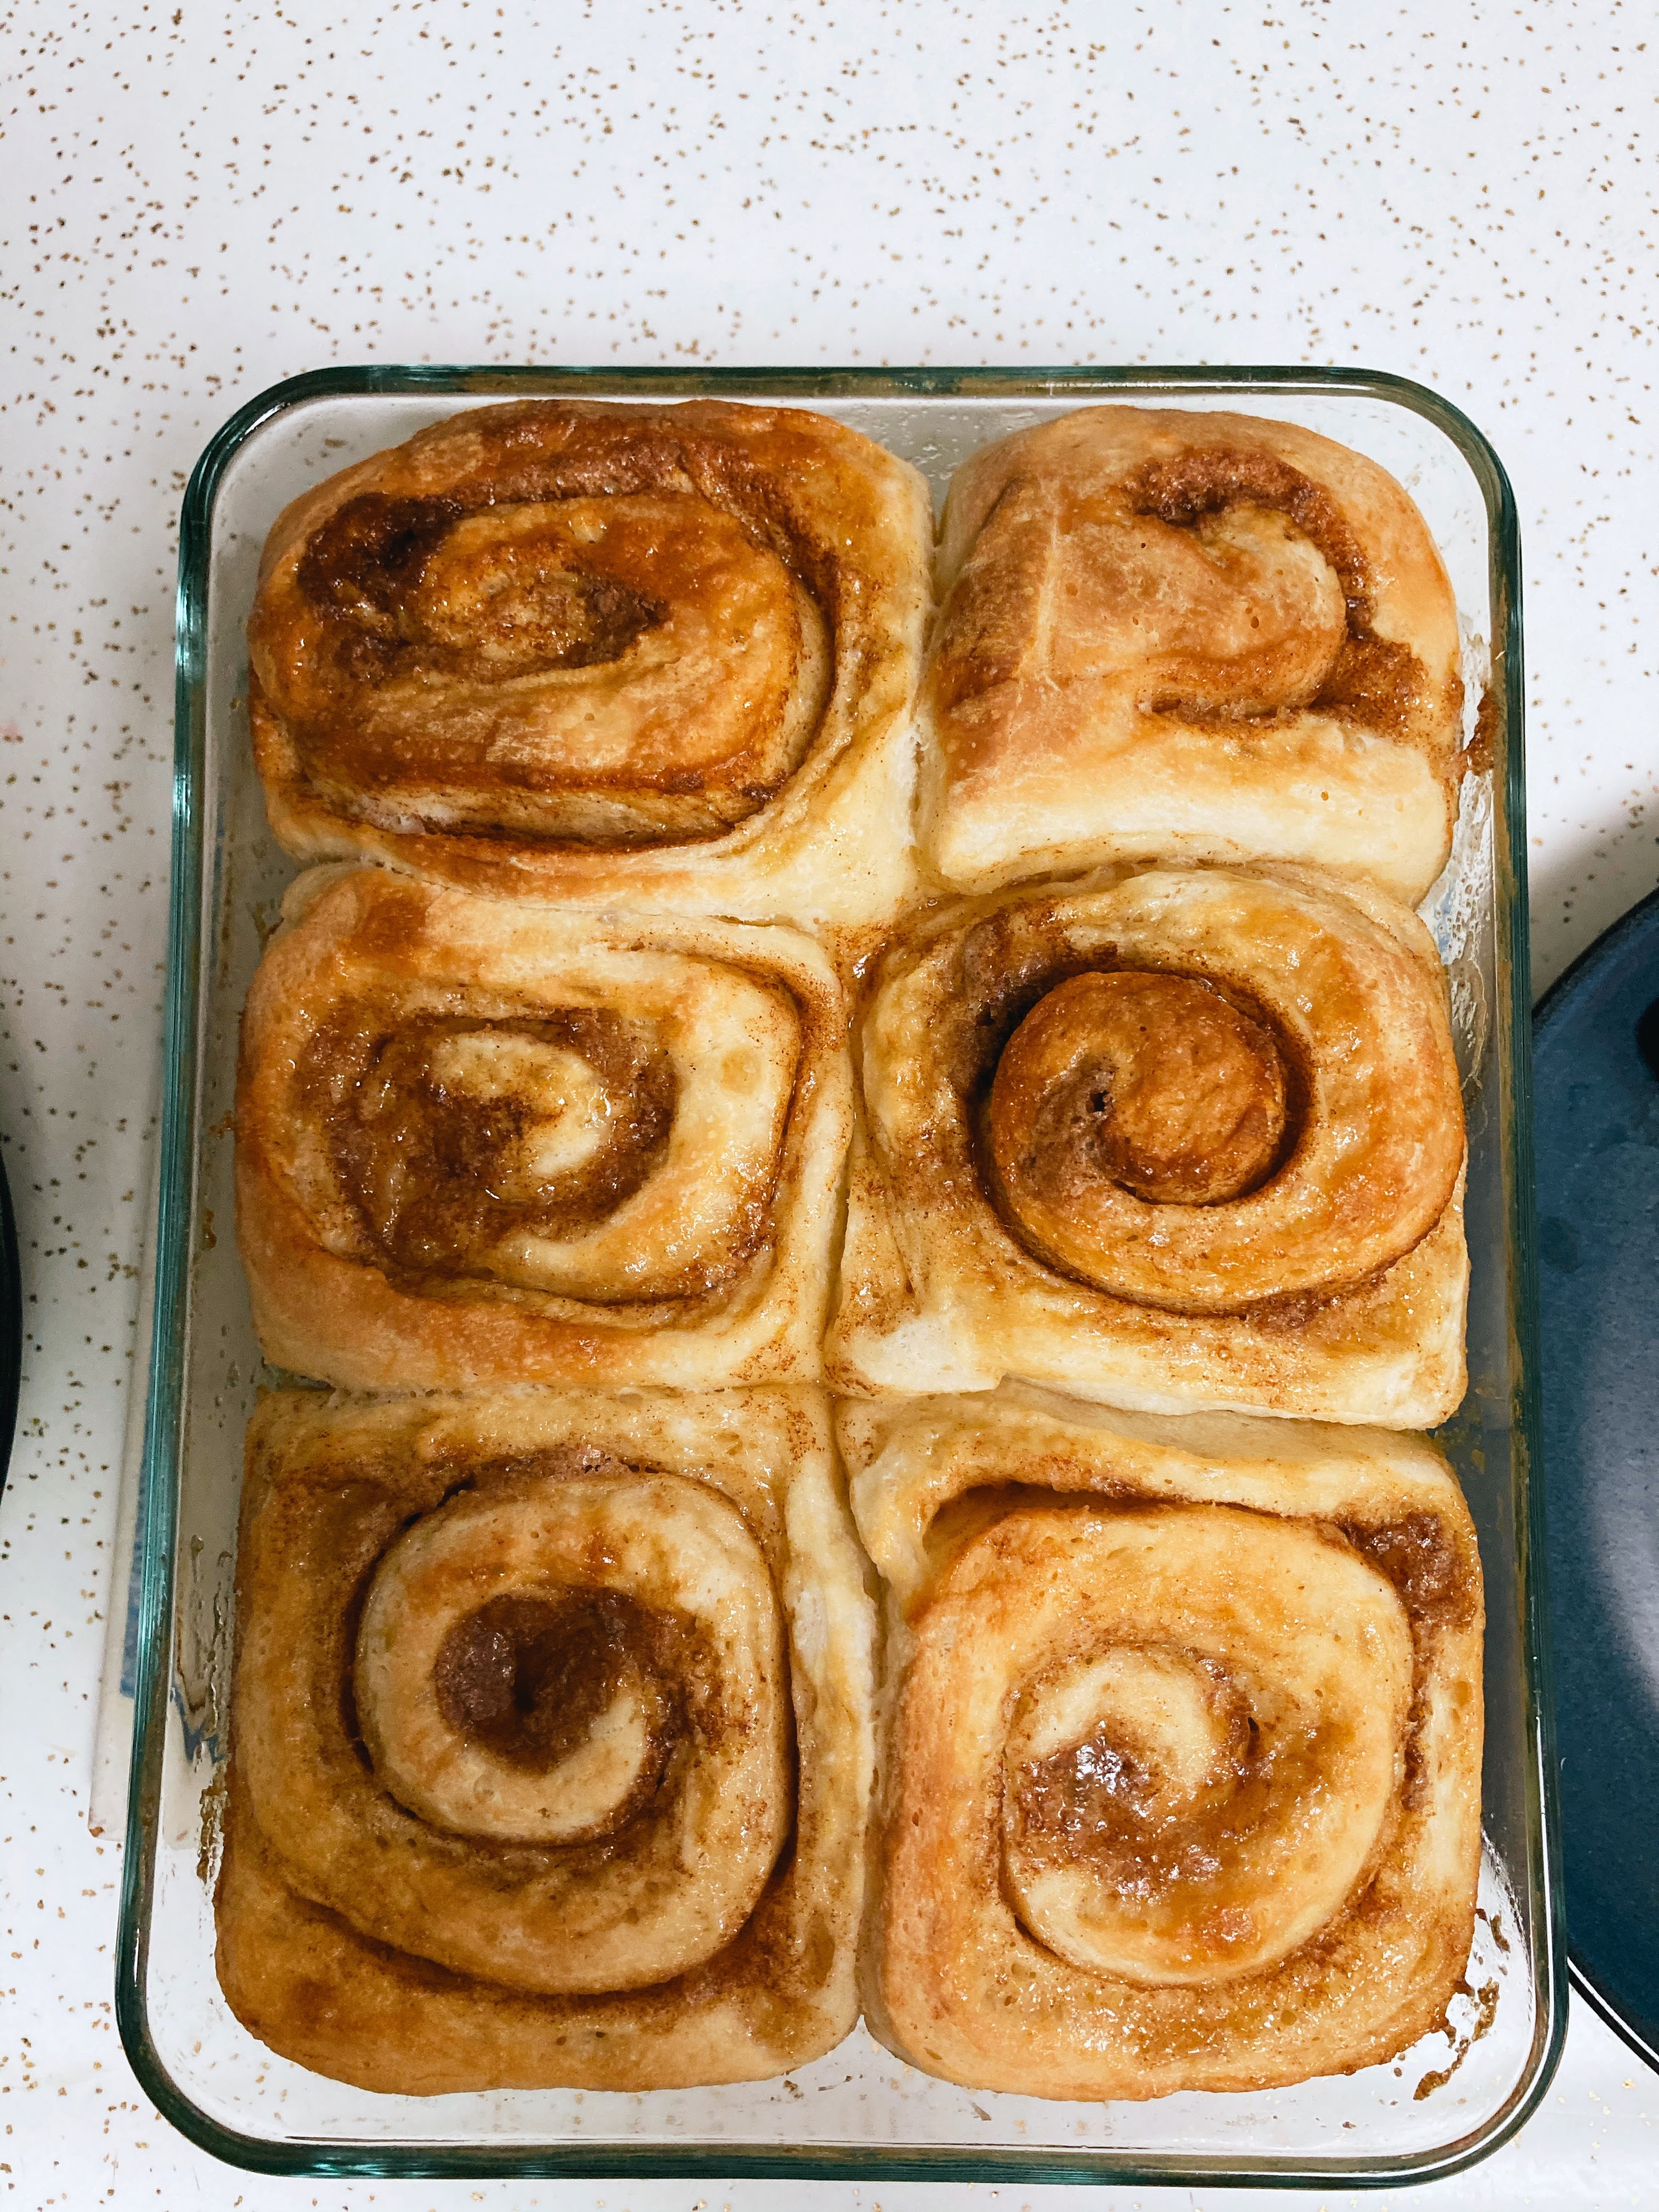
247,398,932,949
215,1385,875,2094
841,1386,1484,2100
235,866,852,1391
920,405,1466,902
826,864,1470,1427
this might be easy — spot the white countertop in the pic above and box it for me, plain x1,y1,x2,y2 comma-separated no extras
2,1,1656,2203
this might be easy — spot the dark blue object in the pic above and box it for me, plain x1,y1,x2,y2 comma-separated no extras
1535,883,1659,2075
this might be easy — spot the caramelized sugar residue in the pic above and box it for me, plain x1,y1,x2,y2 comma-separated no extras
1339,1512,1473,1632
1413,1976,1500,2100
300,493,467,622
1009,1675,1329,1918
309,1007,677,1283
1124,446,1434,738
298,491,665,685
1017,1720,1159,1836
432,1588,681,1781
1125,447,1371,617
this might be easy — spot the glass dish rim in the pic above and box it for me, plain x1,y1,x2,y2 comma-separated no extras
116,358,1566,2187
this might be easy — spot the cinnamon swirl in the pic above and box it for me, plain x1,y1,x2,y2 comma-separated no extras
235,866,849,1390
827,864,1468,1425
215,1384,874,2094
247,399,931,956
842,1384,1483,2099
921,407,1465,903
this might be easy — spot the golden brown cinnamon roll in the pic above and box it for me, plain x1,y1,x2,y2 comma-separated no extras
235,866,849,1390
247,399,931,954
842,1385,1483,2099
921,407,1465,903
215,1385,874,2094
827,864,1468,1425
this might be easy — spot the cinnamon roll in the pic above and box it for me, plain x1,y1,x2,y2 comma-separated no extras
827,864,1468,1425
842,1384,1483,2099
235,866,849,1390
215,1384,874,2094
247,399,931,955
920,407,1465,903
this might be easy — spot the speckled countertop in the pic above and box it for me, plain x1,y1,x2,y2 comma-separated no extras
2,2,1656,2206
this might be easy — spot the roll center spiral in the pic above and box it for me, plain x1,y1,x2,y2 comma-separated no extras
411,505,665,675
936,1506,1417,1989
1002,1644,1271,1985
925,873,1465,1313
351,1466,788,1884
1125,445,1369,614
432,1591,675,1831
424,1028,616,1189
319,1010,676,1285
1009,1648,1239,1830
298,492,707,683
989,969,1290,1212
362,1576,685,1847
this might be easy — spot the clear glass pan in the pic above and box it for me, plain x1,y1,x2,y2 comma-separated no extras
117,364,1564,2185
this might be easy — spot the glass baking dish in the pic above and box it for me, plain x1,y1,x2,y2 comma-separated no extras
117,363,1564,2186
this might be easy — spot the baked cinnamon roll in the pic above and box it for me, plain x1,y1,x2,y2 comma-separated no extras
921,407,1465,903
215,1385,874,2094
236,866,849,1390
247,399,931,955
843,1385,1483,2099
827,864,1468,1425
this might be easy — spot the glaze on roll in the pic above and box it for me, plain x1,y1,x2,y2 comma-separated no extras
235,866,850,1390
247,399,932,956
827,862,1469,1425
919,407,1467,903
215,1386,874,2094
842,1385,1484,2100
